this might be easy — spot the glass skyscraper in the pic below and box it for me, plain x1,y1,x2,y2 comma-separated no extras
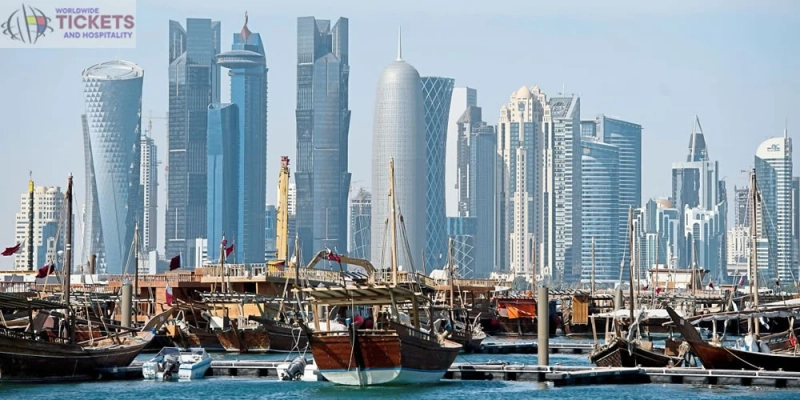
421,76,454,271
580,137,619,283
216,14,268,263
349,188,371,260
81,114,105,271
447,216,478,278
755,132,793,282
295,17,351,260
82,60,144,274
206,103,240,262
167,18,221,263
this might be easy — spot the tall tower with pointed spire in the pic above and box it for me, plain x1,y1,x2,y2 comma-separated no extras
671,116,727,280
215,11,268,263
370,27,426,271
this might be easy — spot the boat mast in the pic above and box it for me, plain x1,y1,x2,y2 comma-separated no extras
654,230,659,296
627,206,635,322
389,159,398,286
448,237,455,319
220,234,227,294
134,221,139,302
27,172,34,272
749,169,760,336
64,174,74,343
590,237,595,298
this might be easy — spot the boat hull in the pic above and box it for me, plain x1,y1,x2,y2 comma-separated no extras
0,329,152,382
590,338,683,368
178,358,211,380
261,318,308,352
216,329,270,353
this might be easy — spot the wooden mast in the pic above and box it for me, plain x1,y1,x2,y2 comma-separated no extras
64,174,75,343
750,169,760,336
134,221,139,302
627,206,635,323
654,229,659,295
389,159,398,287
590,237,595,298
448,237,455,320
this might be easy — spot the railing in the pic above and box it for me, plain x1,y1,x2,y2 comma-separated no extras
107,272,199,283
0,325,70,344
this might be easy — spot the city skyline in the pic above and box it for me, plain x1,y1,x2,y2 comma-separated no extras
1,2,798,271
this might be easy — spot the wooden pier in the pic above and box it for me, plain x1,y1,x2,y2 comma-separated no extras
474,342,593,354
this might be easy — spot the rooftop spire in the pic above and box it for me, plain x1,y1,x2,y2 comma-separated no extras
397,26,402,61
240,11,251,43
785,118,789,139
687,115,709,162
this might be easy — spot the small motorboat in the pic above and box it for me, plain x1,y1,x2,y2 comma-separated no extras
142,347,212,381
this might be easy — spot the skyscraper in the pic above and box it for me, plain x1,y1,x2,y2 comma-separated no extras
206,103,240,262
580,136,619,283
734,186,751,227
542,95,581,284
596,115,642,274
755,129,793,282
671,117,727,280
14,186,64,271
166,18,221,260
217,13,268,263
456,106,497,277
82,59,144,274
446,87,478,216
140,135,158,253
497,85,546,277
349,188,371,260
421,76,454,271
371,32,426,271
80,114,105,271
295,16,351,259
447,216,478,277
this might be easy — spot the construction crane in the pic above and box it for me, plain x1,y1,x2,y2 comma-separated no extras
275,156,291,262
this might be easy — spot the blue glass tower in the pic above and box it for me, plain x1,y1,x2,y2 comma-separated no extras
295,17,351,260
580,137,619,283
216,13,267,263
421,76,454,271
206,103,240,262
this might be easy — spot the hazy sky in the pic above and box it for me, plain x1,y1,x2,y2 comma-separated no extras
0,0,798,270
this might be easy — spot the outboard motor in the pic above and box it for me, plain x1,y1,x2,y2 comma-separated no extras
161,354,179,381
283,356,307,381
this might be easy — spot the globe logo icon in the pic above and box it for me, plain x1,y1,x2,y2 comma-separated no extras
1,4,53,44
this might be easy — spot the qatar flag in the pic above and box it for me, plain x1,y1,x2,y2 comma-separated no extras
165,283,173,306
1,243,21,256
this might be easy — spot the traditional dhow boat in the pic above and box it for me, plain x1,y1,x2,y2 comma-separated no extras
298,284,462,386
248,315,308,352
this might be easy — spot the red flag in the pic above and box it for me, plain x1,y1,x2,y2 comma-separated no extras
225,243,234,258
656,287,662,295
327,252,341,263
708,280,714,289
221,237,228,247
169,255,181,271
738,275,745,287
165,283,173,306
35,264,55,279
642,284,649,291
1,243,21,256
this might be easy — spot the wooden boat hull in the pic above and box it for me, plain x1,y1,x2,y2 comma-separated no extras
590,338,683,368
448,329,485,351
0,329,153,382
309,323,461,386
216,329,270,353
258,318,308,352
168,326,225,352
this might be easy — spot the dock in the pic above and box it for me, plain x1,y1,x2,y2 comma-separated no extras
99,360,800,388
473,341,593,354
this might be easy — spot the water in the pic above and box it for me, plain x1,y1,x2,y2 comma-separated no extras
1,344,798,399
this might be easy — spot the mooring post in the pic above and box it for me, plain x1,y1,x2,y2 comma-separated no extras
121,281,132,328
614,287,623,311
538,286,549,366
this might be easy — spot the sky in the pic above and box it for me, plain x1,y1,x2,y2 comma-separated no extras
0,0,798,270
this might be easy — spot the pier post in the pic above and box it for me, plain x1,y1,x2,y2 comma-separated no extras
121,281,132,328
614,287,623,311
538,286,549,366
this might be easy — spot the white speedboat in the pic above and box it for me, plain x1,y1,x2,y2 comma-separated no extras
142,347,212,381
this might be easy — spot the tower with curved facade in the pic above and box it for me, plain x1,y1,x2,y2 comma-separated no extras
421,76,454,271
82,60,144,274
371,33,426,271
580,137,619,283
755,130,793,282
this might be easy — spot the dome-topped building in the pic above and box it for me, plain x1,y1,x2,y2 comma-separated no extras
371,29,426,272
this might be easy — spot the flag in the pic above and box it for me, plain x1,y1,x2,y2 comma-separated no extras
225,243,235,258
169,254,181,271
642,284,649,291
738,274,745,287
35,264,55,279
776,279,781,287
221,237,228,248
165,283,173,306
1,243,21,256
326,250,341,263
708,280,715,289
656,287,662,295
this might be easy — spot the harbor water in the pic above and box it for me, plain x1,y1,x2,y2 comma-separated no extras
1,340,798,399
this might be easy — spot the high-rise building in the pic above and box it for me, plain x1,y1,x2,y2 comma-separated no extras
671,117,727,280
140,135,158,253
456,106,496,277
265,205,277,259
206,103,240,262
82,60,144,274
580,136,619,283
370,33,426,272
446,87,478,216
542,95,581,284
295,16,351,259
166,18,221,261
755,130,793,282
349,188,371,260
596,115,642,272
13,186,65,271
217,13,268,263
446,216,477,278
421,76,454,271
793,177,800,268
497,85,546,277
80,114,105,271
633,199,681,280
733,186,751,227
